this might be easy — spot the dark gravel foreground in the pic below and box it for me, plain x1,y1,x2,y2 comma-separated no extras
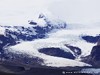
0,68,93,75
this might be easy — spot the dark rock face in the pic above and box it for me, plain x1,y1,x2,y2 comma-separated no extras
5,26,43,41
91,46,100,60
0,52,44,74
82,45,100,67
89,46,100,67
65,45,81,57
81,37,100,68
39,47,75,59
82,35,100,43
0,35,16,58
0,67,93,75
29,21,37,25
20,67,93,75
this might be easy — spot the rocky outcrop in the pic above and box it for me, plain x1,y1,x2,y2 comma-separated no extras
82,35,100,43
39,47,75,59
65,44,81,57
82,38,100,67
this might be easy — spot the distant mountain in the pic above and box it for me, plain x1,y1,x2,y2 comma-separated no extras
0,14,100,75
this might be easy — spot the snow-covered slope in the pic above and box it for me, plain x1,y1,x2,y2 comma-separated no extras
6,28,100,67
7,40,90,67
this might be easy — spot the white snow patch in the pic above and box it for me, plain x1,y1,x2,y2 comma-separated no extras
0,27,5,35
36,18,47,27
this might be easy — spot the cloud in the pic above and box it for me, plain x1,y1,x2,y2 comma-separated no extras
49,0,100,24
0,0,53,25
0,0,100,25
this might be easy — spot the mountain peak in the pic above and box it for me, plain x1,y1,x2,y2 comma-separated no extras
38,13,46,19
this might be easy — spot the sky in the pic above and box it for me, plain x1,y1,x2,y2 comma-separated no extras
49,0,100,24
0,0,52,25
0,0,100,25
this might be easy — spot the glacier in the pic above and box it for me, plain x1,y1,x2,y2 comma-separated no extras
0,14,100,75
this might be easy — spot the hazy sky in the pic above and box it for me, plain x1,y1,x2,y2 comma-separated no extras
0,0,100,25
49,0,100,24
